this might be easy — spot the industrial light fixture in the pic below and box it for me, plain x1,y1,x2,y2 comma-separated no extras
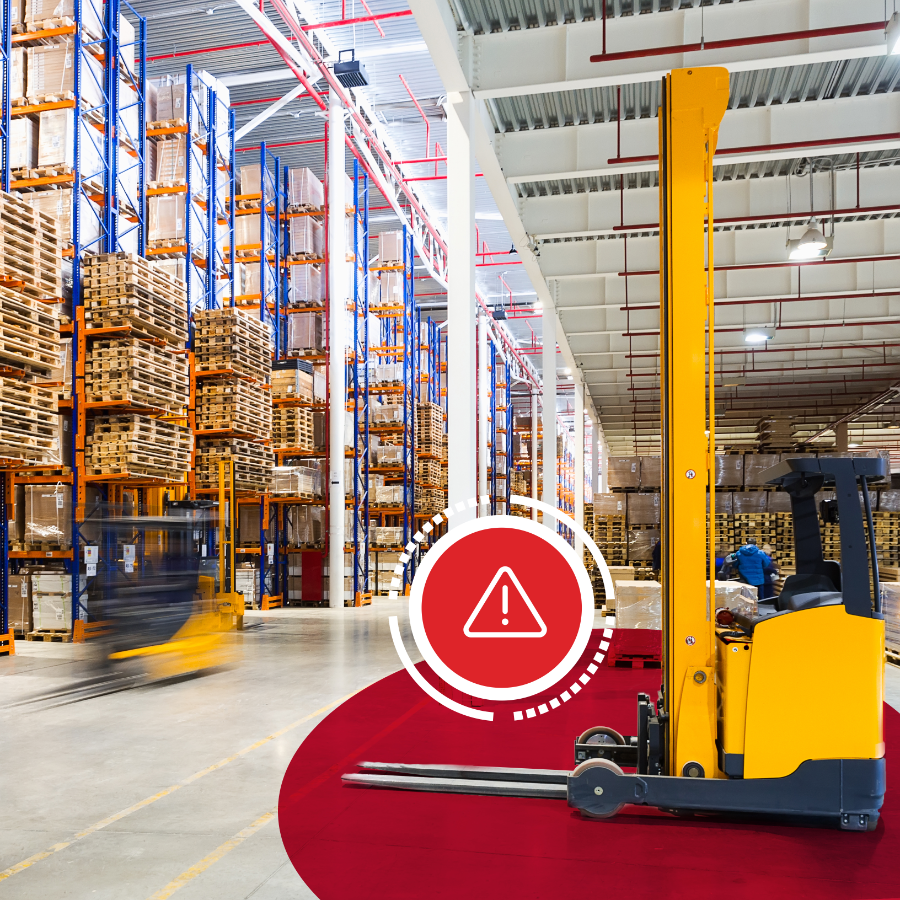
564,367,571,375
887,13,900,55
786,218,832,260
334,50,370,89
743,327,775,344
533,301,542,312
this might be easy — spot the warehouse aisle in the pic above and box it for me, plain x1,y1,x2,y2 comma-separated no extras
0,601,418,900
2,611,899,900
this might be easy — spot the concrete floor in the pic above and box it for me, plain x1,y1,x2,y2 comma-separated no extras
1,605,899,900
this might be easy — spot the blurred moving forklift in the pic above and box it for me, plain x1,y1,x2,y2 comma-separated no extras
346,68,887,830
100,460,245,681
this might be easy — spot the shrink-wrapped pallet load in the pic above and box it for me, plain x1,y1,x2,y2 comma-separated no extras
714,454,744,487
615,580,662,629
23,484,71,548
287,167,324,209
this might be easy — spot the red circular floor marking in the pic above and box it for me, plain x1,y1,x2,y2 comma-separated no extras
409,516,594,701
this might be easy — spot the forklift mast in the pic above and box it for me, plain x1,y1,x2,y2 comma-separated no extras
659,68,729,778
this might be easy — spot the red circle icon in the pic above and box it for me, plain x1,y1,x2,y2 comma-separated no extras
409,516,594,701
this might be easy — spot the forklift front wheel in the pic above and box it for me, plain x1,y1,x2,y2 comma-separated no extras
572,758,626,819
577,726,626,746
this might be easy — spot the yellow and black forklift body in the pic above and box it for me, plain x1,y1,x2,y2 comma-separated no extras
344,67,887,831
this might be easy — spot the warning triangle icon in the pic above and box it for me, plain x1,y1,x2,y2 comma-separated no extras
463,566,547,638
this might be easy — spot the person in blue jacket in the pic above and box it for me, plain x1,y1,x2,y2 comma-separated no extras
724,538,775,599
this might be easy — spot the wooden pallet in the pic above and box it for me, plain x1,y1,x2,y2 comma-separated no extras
85,414,191,478
26,630,72,642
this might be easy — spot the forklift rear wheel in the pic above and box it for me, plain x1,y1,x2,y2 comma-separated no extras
578,726,626,746
572,758,626,819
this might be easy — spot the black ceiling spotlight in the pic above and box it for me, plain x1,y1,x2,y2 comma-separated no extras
335,49,369,88
493,308,507,320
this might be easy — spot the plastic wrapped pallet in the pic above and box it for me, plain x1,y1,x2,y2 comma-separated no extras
148,194,185,241
241,261,260,298
24,484,70,548
239,163,261,196
715,454,744,487
593,493,625,516
640,457,661,489
287,167,324,209
607,457,640,489
155,137,186,182
376,445,403,466
743,454,781,487
26,0,102,34
236,212,261,248
153,75,188,121
287,311,323,354
288,264,323,305
880,491,900,513
10,47,24,102
628,528,659,562
27,42,103,107
9,116,36,170
379,231,403,264
615,580,662,629
604,565,635,612
37,109,98,169
710,580,758,616
238,505,261,545
732,491,768,514
31,571,71,631
289,216,324,256
627,492,660,526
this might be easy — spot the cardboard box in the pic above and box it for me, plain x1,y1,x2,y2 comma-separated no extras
287,166,323,208
710,580,758,615
640,457,661,489
732,491,768,514
11,0,25,29
155,137,186,182
236,212,261,248
271,368,314,402
24,484,71,548
715,454,744,487
31,571,70,594
8,574,31,633
10,115,37,170
380,271,403,305
743,454,782,486
241,261,260,298
712,491,733,514
608,457,640,489
627,492,660,526
593,493,625,517
767,491,792,512
148,194,185,241
24,187,72,235
615,580,662,629
26,0,101,34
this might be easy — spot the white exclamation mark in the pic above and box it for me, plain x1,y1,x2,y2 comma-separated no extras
502,584,509,626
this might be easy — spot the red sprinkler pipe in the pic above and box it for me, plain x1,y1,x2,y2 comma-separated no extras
237,137,326,152
589,20,886,64
399,74,430,161
619,252,900,278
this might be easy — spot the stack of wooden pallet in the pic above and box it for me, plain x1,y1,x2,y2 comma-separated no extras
85,415,191,480
415,401,443,456
273,406,314,451
83,253,188,345
197,379,271,439
85,339,189,412
0,193,63,466
194,308,270,380
0,190,64,301
415,457,441,487
195,437,274,493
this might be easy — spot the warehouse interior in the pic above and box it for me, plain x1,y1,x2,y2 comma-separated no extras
1,0,900,896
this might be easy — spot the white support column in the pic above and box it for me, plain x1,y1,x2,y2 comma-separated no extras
327,91,347,609
478,313,488,507
574,376,585,555
447,91,477,527
530,389,539,521
541,303,557,526
600,437,608,493
590,414,600,497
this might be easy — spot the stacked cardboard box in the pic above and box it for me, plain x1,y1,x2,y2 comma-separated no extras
8,573,32,634
148,194,185,244
21,484,71,549
615,580,662,629
287,167,324,209
286,311,323,355
154,137,186,183
288,217,324,257
287,264,323,306
608,457,640,489
379,231,403,264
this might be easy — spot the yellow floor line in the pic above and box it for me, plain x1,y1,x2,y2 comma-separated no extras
146,808,278,900
0,691,357,883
